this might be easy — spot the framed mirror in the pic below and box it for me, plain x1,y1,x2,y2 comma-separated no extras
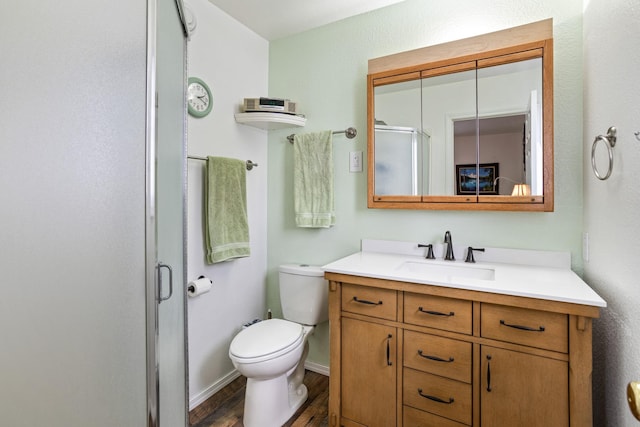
367,19,554,211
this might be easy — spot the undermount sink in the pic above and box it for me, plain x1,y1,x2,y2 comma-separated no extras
397,261,495,281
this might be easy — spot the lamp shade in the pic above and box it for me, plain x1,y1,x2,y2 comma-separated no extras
511,184,531,196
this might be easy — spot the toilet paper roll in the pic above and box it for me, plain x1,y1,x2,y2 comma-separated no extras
187,277,213,297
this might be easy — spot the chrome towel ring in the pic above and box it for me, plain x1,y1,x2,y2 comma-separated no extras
591,126,617,180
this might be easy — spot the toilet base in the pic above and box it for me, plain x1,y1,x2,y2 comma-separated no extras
242,340,310,427
288,381,308,419
242,372,308,427
234,327,315,427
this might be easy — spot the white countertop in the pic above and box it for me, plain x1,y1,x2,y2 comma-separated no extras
322,246,606,308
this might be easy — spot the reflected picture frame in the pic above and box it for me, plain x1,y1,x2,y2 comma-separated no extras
456,163,499,195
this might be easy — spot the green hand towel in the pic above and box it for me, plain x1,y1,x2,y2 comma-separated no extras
205,157,250,263
293,131,335,228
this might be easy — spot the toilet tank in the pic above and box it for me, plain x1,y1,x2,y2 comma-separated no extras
279,264,329,326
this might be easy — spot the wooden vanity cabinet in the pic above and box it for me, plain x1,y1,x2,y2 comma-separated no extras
327,273,599,427
341,317,397,427
480,345,568,426
338,284,398,426
478,303,571,426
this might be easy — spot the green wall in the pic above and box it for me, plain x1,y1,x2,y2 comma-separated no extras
267,0,584,368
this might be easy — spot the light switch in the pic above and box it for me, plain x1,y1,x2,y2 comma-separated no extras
349,151,362,173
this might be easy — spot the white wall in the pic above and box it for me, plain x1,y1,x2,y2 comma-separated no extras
583,0,640,424
185,0,269,408
0,1,148,425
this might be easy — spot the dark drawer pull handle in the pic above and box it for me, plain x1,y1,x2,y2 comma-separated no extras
417,349,454,363
353,296,383,305
418,306,454,317
486,354,492,392
418,388,454,404
500,319,545,332
386,334,393,366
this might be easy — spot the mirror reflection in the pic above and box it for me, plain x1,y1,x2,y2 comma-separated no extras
374,124,422,195
476,58,543,197
422,68,476,195
454,115,527,196
372,57,544,200
374,78,422,196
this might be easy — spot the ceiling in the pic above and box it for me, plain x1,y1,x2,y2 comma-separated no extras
455,115,527,137
206,0,407,40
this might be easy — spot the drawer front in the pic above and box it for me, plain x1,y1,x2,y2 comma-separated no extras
404,293,472,334
403,405,469,427
403,368,471,425
404,330,471,383
342,283,397,321
481,303,568,353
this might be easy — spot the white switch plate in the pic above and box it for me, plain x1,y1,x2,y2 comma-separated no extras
582,232,589,262
349,151,362,172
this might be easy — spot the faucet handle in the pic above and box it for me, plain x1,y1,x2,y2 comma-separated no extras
465,247,485,263
418,243,435,259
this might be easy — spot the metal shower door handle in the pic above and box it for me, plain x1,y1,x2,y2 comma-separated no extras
157,262,174,302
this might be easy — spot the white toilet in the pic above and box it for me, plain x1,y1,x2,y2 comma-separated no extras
228,264,329,427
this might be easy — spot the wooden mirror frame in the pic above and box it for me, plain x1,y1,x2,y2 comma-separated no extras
367,19,554,211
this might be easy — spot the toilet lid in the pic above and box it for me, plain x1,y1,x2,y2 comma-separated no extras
229,319,304,360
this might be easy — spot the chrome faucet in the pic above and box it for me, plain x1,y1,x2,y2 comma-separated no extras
443,231,455,261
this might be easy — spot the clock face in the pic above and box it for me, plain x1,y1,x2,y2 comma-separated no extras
187,77,212,117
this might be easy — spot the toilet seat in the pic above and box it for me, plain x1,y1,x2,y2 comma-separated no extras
230,319,304,364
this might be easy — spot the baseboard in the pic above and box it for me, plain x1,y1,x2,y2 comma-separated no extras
189,362,329,410
304,361,329,376
189,369,242,410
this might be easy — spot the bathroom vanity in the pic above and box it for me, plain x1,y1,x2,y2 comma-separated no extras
323,240,605,427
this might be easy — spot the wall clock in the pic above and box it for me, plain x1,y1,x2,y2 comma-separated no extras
187,77,212,118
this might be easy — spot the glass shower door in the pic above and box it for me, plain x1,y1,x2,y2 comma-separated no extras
148,0,188,425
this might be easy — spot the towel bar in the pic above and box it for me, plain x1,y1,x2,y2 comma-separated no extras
287,127,357,144
188,156,258,171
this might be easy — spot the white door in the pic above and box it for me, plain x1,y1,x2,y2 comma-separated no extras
527,89,543,195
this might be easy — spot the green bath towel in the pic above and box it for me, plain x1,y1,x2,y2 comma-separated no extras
205,157,250,263
293,131,335,228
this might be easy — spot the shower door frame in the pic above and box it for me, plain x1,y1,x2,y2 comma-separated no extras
145,0,189,425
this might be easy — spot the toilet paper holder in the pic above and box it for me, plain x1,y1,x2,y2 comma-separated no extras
188,275,211,293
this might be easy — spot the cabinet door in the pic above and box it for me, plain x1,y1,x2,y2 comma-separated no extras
481,346,568,427
342,317,396,427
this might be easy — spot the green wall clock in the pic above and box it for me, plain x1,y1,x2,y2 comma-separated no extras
187,77,212,117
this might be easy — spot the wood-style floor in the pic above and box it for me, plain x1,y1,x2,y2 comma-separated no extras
189,370,329,427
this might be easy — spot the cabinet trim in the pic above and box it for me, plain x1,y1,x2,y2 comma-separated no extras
569,315,593,427
328,280,341,427
326,272,600,318
369,19,552,75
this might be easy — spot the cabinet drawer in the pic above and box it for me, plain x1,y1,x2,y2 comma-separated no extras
481,303,568,353
404,330,471,383
403,405,469,427
342,283,397,321
404,293,472,334
403,368,471,425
